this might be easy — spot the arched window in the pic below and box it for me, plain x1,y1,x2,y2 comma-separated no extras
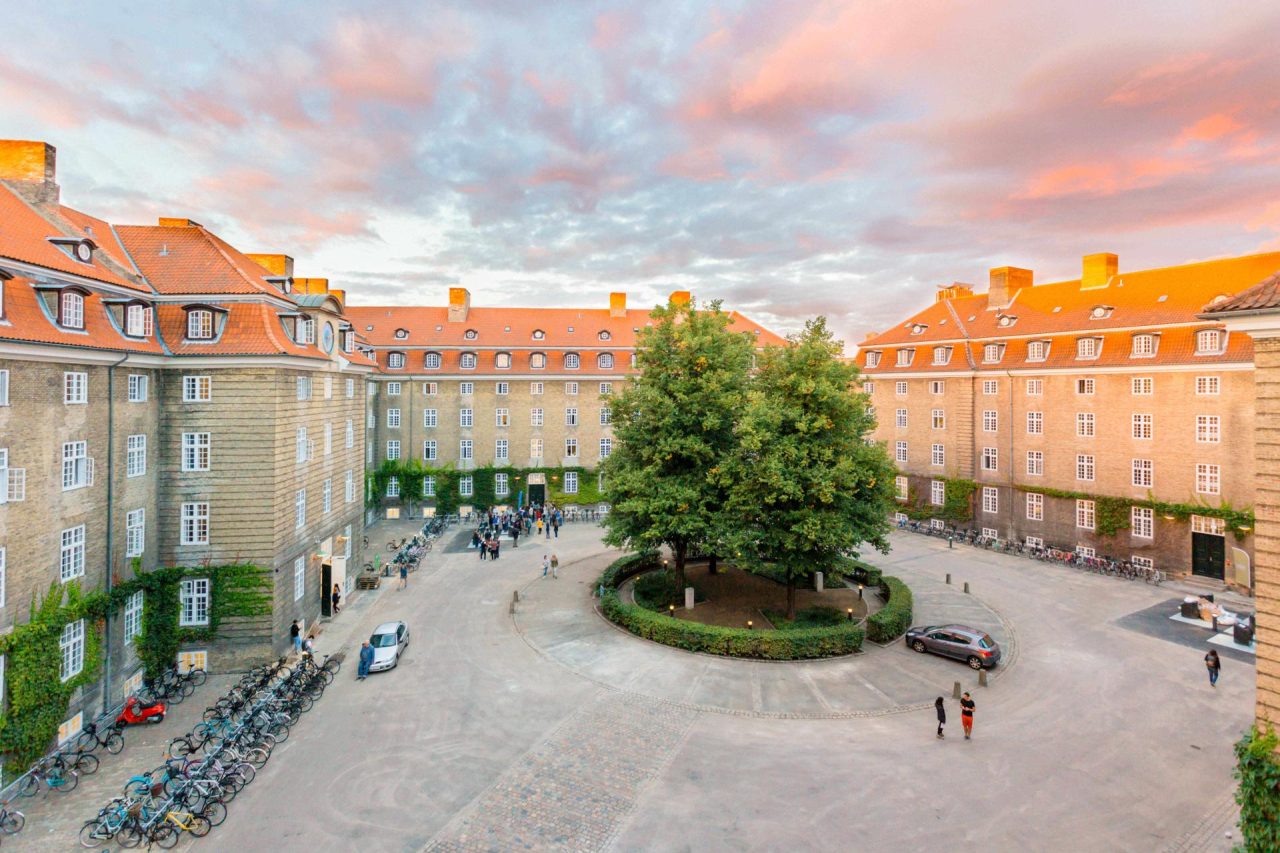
564,353,580,370
60,291,85,329
597,353,614,369
530,352,546,369
187,309,213,340
424,352,442,369
1196,329,1221,354
125,303,152,337
464,329,478,340
394,328,408,339
494,352,512,369
387,352,405,369
598,330,611,341
460,352,477,369
532,329,546,340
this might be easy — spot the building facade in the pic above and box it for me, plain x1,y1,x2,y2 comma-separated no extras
857,251,1280,588
0,139,373,732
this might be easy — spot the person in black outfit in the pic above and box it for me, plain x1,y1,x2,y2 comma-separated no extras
935,696,946,739
1205,649,1221,687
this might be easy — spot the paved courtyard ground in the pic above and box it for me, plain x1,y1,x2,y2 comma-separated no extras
18,523,1253,851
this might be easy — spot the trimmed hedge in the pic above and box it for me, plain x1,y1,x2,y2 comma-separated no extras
837,556,882,587
598,554,864,660
866,576,913,643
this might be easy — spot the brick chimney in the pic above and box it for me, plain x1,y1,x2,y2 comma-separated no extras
1081,253,1118,290
936,283,975,303
448,287,470,323
247,253,295,278
987,266,1032,310
609,292,627,318
0,140,59,204
669,290,692,307
158,217,203,228
295,277,329,295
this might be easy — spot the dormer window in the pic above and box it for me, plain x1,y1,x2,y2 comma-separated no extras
1089,305,1114,320
598,330,612,341
1076,337,1099,359
387,352,405,369
530,352,547,369
1027,340,1049,362
187,309,214,340
460,352,477,369
60,290,85,330
464,329,478,340
865,351,881,368
598,353,614,369
982,343,1004,363
125,303,153,338
298,316,315,345
932,346,951,365
564,353,580,370
895,348,914,367
996,314,1017,328
494,352,512,369
340,328,353,353
394,328,408,339
532,329,546,340
424,352,442,369
1131,333,1156,357
910,323,927,335
1196,329,1222,354
50,237,95,265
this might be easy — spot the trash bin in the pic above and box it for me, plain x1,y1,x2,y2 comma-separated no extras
1235,616,1255,646
1181,598,1200,619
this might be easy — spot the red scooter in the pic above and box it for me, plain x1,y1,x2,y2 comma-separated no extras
116,696,166,726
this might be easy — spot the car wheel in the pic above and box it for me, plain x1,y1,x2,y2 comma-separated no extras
912,640,927,653
967,656,983,670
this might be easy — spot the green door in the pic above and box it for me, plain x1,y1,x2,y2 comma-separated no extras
1191,532,1225,580
528,484,546,506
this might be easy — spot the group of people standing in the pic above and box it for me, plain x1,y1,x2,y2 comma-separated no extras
471,503,564,560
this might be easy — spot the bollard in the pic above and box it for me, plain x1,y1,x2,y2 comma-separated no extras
978,669,988,688
946,573,952,585
815,571,824,593
952,681,962,699
963,581,970,594
948,536,954,549
513,590,521,603
684,586,695,610
509,601,516,615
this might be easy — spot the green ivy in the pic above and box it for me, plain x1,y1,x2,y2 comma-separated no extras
899,477,976,523
0,562,270,775
1013,484,1255,540
367,460,604,514
1234,726,1280,852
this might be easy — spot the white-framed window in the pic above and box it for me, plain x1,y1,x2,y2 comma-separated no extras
347,378,355,398
126,434,147,477
600,438,612,459
983,410,997,432
931,409,945,430
1076,454,1095,482
176,651,207,674
982,487,998,514
388,352,406,369
1076,412,1094,438
345,470,355,503
1026,379,1043,396
530,382,544,395
424,352,442,370
180,502,209,545
530,353,547,370
495,353,512,370
60,620,85,681
181,432,210,471
981,447,998,471
1132,414,1153,440
495,472,510,496
460,353,478,370
865,351,881,368
387,408,401,428
124,590,143,643
1196,329,1221,354
1132,554,1154,571
1192,515,1226,536
600,382,613,395
1131,377,1153,395
598,353,614,369
1026,451,1043,476
895,409,907,428
423,409,438,428
460,408,473,428
126,508,145,557
530,438,544,458
294,556,306,601
323,479,332,513
187,309,214,340
1131,334,1155,357
1076,378,1094,395
297,376,312,400
564,353,580,370
64,371,87,404
0,369,8,406
1132,458,1153,488
60,525,86,581
345,419,354,449
895,441,908,463
930,480,945,506
564,472,579,494
566,407,579,426
127,374,149,402
1132,507,1154,539
423,476,436,497
983,380,998,395
599,407,612,426
387,476,400,498
1195,376,1220,396
1027,340,1047,361
1076,545,1096,558
387,381,401,396
61,291,85,329
1076,338,1098,359
929,380,944,395
495,439,509,461
1195,463,1220,495
460,439,473,460
565,382,579,395
183,375,212,402
298,317,315,345
932,346,951,365
982,344,1003,363
1196,415,1220,443
386,440,401,461
1026,492,1043,521
1026,536,1044,549
894,475,908,501
295,488,306,528
459,475,474,497
423,440,437,461
179,578,210,626
323,374,333,399
895,381,908,396
296,427,310,463
62,440,93,490
530,408,544,426
1076,499,1095,531
495,408,510,427
1026,412,1042,434
496,382,510,396
565,437,579,458
931,444,944,466
895,349,914,366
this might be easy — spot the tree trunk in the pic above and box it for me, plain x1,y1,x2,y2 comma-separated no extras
708,554,718,575
674,541,688,595
786,575,797,621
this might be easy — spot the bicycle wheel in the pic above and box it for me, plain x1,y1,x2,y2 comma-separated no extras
153,822,180,849
200,800,228,827
179,679,196,698
189,815,212,838
15,774,39,798
1,810,26,834
117,822,144,848
188,668,208,687
75,753,100,775
51,769,79,793
105,731,126,755
79,818,110,848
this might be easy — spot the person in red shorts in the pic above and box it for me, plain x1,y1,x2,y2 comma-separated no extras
960,692,976,740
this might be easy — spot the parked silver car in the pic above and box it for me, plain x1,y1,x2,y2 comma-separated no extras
904,624,1001,670
368,621,410,672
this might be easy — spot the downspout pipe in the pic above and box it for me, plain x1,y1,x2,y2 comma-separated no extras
103,353,129,714
1006,369,1015,543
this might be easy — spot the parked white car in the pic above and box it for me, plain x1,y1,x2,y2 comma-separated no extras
368,621,410,672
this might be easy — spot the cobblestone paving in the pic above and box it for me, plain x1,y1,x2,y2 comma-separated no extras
425,690,696,853
1163,790,1239,853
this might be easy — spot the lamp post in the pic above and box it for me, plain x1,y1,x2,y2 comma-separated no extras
846,607,853,621
669,604,675,617
746,620,753,630
858,584,864,600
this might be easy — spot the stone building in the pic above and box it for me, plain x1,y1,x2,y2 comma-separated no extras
345,290,785,515
0,139,374,734
856,251,1280,588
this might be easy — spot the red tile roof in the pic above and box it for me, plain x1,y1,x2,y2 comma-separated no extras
1202,270,1280,315
0,276,164,354
115,223,295,298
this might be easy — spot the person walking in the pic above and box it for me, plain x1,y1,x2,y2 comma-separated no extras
1205,649,1221,687
357,641,373,680
302,634,314,657
479,534,488,561
290,619,302,654
543,554,551,578
491,538,500,560
552,514,559,538
536,518,544,537
550,552,559,579
399,561,408,590
935,697,946,739
960,692,975,739
512,525,520,548
331,583,342,614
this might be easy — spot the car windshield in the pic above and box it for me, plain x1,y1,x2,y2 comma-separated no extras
371,633,397,648
978,635,995,649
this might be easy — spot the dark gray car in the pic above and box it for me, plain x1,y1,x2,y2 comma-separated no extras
904,624,1001,670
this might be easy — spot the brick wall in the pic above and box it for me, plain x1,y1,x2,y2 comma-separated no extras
1252,338,1280,727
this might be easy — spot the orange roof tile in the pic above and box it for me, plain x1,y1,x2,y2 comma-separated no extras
1203,270,1280,315
154,302,330,359
0,276,164,354
115,223,295,298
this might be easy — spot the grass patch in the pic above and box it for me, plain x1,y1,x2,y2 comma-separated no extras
762,606,848,631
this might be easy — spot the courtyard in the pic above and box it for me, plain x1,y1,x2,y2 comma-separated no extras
79,521,1248,853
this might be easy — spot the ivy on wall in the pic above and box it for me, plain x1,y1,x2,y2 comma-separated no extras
367,459,605,514
1012,484,1255,540
0,563,271,774
898,477,977,523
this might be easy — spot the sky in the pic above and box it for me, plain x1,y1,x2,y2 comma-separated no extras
2,0,1278,350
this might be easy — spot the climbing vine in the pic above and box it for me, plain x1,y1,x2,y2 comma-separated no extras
1013,484,1255,540
898,477,976,523
1234,726,1280,852
367,459,605,514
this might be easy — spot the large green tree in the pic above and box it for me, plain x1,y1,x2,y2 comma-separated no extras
723,317,895,619
601,297,754,591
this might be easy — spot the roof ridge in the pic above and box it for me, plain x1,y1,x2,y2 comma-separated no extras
199,229,293,300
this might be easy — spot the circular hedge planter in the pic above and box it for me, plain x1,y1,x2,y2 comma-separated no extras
598,553,880,660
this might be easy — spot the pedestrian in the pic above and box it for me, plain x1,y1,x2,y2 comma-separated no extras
479,534,488,561
543,554,550,578
290,619,302,654
331,583,342,614
536,518,544,536
491,538,500,560
302,634,314,657
935,696,946,739
512,525,520,547
399,561,408,590
1205,649,1221,687
551,552,559,579
545,517,552,538
358,641,373,680
553,516,559,538
960,692,975,739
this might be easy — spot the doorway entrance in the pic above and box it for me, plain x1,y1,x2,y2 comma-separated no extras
1191,534,1225,580
527,472,546,506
